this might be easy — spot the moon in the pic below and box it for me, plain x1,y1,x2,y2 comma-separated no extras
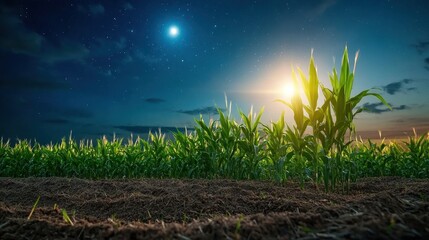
168,25,179,37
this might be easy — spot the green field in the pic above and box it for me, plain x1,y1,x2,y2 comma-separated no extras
1,48,428,193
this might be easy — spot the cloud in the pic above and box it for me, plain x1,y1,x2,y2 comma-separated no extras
92,37,127,55
144,98,165,104
134,49,162,64
89,4,105,15
43,118,71,124
0,76,68,90
177,106,224,116
42,40,90,63
411,41,429,54
392,105,409,111
425,57,429,71
382,79,414,95
123,2,134,10
58,108,92,119
114,126,193,134
411,41,429,71
78,4,105,15
122,54,134,64
115,37,127,49
307,0,337,18
85,37,130,76
361,102,410,114
0,93,92,133
0,5,89,63
391,117,429,125
390,117,429,130
0,5,44,55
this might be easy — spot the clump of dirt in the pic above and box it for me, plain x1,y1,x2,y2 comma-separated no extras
0,177,428,239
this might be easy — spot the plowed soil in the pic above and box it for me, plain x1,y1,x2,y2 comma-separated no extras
0,177,428,239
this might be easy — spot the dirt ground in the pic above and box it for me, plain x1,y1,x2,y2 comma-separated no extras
0,177,428,239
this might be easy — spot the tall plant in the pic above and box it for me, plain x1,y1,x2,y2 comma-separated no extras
280,47,391,191
321,47,390,191
278,68,311,187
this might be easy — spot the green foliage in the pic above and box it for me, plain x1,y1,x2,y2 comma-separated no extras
27,196,40,220
277,46,399,192
61,208,74,226
0,122,427,188
0,48,426,192
262,113,289,182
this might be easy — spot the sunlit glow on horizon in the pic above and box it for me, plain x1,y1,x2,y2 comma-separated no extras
282,82,296,98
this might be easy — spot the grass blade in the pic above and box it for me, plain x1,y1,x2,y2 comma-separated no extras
27,196,40,220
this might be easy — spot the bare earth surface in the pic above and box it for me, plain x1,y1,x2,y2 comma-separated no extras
0,177,428,239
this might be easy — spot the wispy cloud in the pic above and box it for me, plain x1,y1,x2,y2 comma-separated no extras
0,5,89,63
58,108,92,119
0,94,92,129
78,4,105,15
382,79,414,95
425,57,429,71
0,76,68,90
85,37,129,75
89,4,105,15
411,41,429,71
144,98,165,104
177,106,223,116
43,118,71,125
361,102,409,114
411,41,429,54
114,125,193,134
307,0,337,18
93,37,127,54
134,49,162,64
0,5,44,55
123,2,134,10
391,117,429,130
122,54,134,63
42,40,90,63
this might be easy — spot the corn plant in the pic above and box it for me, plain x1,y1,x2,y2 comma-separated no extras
403,130,429,178
0,47,427,191
238,106,265,179
216,107,242,178
61,208,74,226
277,47,391,191
170,130,200,178
320,47,390,192
278,83,312,187
263,113,289,182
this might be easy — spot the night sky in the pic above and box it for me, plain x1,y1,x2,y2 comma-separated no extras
1,0,429,143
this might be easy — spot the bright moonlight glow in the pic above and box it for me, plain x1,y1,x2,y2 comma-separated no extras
168,26,179,37
283,82,295,98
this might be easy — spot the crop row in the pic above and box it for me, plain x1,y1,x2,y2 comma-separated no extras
0,118,427,190
1,47,428,192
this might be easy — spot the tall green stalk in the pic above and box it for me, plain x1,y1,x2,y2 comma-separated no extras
279,46,391,192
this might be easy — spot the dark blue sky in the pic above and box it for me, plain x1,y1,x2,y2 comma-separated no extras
1,0,429,143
